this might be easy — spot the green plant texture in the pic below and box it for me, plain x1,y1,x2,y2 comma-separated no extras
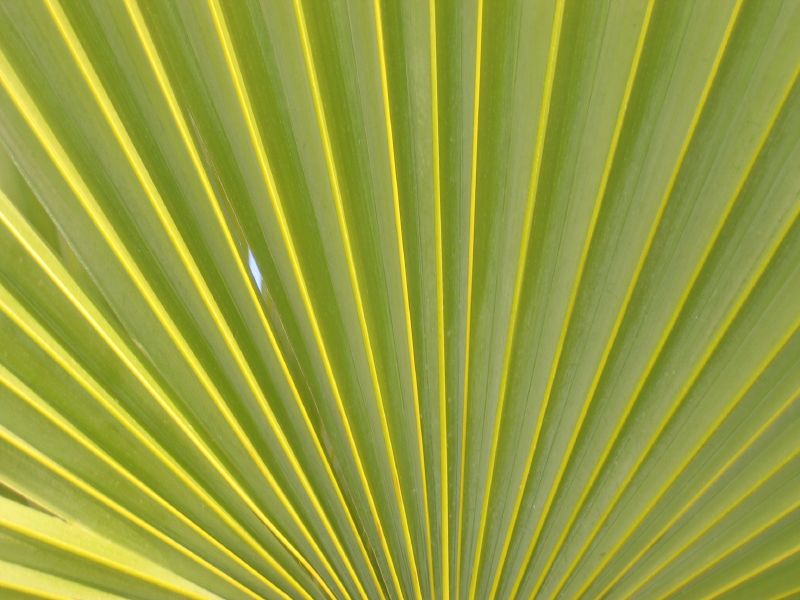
1,0,799,598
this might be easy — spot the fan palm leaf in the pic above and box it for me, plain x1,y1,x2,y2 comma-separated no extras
0,0,798,598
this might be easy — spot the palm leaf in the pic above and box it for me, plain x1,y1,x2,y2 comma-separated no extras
0,0,798,598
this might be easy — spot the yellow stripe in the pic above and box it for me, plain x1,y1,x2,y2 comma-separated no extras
573,69,800,600
557,203,797,600
288,2,421,595
0,57,322,600
0,365,255,600
768,587,800,600
428,0,449,596
0,284,303,599
0,580,67,600
604,358,800,599
0,189,311,597
488,3,657,597
655,476,800,600
454,0,484,592
490,3,656,597
372,0,434,596
204,0,402,594
0,424,282,600
593,317,800,599
466,1,567,597
559,83,797,600
125,1,377,596
0,510,206,599
534,3,747,595
289,0,425,596
42,2,344,595
707,545,800,600
0,43,321,598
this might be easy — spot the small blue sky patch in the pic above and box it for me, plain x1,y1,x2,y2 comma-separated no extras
247,248,263,292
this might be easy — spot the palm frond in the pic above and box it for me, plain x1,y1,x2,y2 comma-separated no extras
1,0,799,598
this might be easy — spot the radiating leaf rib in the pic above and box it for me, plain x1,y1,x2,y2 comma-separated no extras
0,423,277,600
560,148,800,600
3,27,364,600
0,359,275,599
429,0,477,593
206,1,412,586
578,70,800,600
663,498,800,600
706,545,800,600
0,583,64,600
466,1,567,598
732,557,800,600
290,0,422,596
653,483,800,600
452,0,482,591
41,2,351,595
2,1,797,598
575,15,800,584
630,394,797,593
0,282,304,598
372,2,434,596
594,240,800,600
597,358,800,598
205,0,404,596
709,547,800,600
485,3,656,597
0,187,324,596
614,350,800,600
598,332,800,599
0,49,338,596
0,560,111,600
0,496,214,600
525,3,746,596
123,2,378,596
428,0,449,597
